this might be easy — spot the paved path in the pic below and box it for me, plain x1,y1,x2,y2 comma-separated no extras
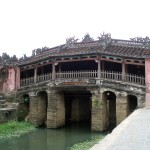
91,108,150,150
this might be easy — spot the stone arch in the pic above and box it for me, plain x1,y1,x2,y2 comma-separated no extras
127,94,138,115
102,91,117,130
37,91,48,126
18,94,30,121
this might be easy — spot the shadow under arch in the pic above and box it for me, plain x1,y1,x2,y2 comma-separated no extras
37,91,48,126
127,95,138,115
18,94,30,121
102,91,117,130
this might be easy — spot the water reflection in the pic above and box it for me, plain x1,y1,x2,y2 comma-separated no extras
0,123,104,150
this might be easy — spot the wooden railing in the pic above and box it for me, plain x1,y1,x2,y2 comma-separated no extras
101,71,122,81
56,70,97,79
20,70,145,86
126,74,145,85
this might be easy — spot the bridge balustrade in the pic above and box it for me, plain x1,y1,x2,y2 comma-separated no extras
20,70,145,86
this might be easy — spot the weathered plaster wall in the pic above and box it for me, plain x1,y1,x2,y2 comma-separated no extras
145,58,150,107
3,68,16,92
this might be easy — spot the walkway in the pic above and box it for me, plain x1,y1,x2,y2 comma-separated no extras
91,108,150,150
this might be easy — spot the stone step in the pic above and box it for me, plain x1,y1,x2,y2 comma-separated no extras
0,104,7,108
0,100,6,105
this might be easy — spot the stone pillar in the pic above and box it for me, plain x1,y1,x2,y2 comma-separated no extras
47,90,65,128
34,67,37,83
71,97,80,122
145,58,150,107
137,95,145,108
91,90,107,131
116,92,128,125
28,92,39,125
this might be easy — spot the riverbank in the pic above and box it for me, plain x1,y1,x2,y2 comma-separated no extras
69,135,105,150
0,121,36,139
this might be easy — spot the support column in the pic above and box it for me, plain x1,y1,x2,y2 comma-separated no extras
145,58,150,107
98,58,101,78
15,66,20,89
28,92,39,125
52,63,56,80
122,61,125,81
116,92,128,125
47,90,65,128
34,66,37,83
91,90,107,131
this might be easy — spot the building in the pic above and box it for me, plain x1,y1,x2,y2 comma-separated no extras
0,33,149,131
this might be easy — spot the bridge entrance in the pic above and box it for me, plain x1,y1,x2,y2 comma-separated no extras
64,91,92,125
103,91,116,130
37,91,48,126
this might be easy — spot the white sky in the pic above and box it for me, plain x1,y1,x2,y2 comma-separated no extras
0,0,150,57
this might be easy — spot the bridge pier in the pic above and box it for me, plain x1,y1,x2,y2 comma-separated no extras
91,91,107,131
47,90,65,128
28,93,39,125
116,93,128,125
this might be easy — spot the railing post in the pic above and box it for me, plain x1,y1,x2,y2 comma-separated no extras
122,61,125,81
34,66,37,83
52,62,56,80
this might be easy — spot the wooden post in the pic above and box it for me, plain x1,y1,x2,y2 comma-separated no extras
98,59,101,78
52,62,56,80
15,66,20,88
34,67,37,83
122,61,125,81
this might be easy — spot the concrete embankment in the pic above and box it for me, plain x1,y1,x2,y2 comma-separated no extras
91,108,150,150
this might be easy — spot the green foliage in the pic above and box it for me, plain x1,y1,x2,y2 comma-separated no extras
68,135,104,150
92,96,102,108
0,121,36,139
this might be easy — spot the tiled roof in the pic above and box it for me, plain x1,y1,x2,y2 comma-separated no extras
18,39,150,66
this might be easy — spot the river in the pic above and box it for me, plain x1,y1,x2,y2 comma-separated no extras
0,123,106,150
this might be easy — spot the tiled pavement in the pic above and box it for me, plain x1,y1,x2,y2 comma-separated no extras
91,108,150,150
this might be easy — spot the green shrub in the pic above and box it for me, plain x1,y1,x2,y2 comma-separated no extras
68,135,104,150
0,121,36,139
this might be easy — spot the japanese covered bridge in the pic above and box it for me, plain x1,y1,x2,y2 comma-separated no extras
14,34,150,131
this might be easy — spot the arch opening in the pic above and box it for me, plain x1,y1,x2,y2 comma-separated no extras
127,95,137,115
64,91,92,126
18,94,30,121
103,91,116,130
37,91,48,126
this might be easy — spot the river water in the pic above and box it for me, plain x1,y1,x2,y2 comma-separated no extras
0,123,105,150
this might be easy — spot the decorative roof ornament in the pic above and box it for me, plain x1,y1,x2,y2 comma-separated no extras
130,36,150,43
82,33,94,42
65,36,79,48
97,32,111,49
98,32,111,41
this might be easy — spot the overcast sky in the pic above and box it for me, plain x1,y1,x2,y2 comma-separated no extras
0,0,149,57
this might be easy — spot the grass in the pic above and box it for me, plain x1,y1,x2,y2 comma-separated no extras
0,121,36,139
68,135,105,150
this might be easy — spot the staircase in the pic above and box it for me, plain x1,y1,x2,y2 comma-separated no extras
0,96,18,123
